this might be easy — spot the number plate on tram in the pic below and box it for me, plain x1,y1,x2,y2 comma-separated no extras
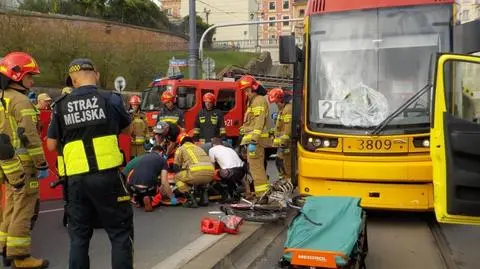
343,138,408,153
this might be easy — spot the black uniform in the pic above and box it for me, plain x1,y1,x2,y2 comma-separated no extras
48,85,133,269
193,108,226,143
156,106,184,127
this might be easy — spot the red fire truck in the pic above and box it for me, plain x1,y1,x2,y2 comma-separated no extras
140,74,292,145
141,75,245,143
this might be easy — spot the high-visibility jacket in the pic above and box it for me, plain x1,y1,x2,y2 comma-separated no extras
273,103,292,148
240,95,269,145
130,111,148,144
0,88,46,168
174,142,214,173
156,106,184,127
193,108,226,143
55,89,124,176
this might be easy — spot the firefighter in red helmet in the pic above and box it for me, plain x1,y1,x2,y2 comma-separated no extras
267,88,292,182
237,75,270,198
156,90,184,128
0,52,49,268
194,92,226,145
128,95,148,159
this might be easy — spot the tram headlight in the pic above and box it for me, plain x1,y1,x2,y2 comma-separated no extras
313,138,322,147
303,135,339,151
323,139,331,147
422,139,430,147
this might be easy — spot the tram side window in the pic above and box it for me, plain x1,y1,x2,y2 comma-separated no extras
177,86,196,109
217,89,236,112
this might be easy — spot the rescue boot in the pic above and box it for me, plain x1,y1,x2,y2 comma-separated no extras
198,186,209,207
2,246,11,267
143,196,153,212
11,256,49,269
183,192,198,208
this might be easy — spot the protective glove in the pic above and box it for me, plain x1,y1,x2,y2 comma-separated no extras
37,168,49,180
170,197,179,205
248,144,256,153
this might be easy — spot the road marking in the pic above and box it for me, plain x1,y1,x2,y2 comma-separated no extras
151,233,226,269
39,208,64,214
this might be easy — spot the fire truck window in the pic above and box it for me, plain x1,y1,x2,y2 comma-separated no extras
177,86,196,109
216,89,236,112
202,89,214,95
141,86,166,111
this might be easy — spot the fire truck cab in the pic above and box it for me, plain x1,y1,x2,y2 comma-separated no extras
141,75,247,145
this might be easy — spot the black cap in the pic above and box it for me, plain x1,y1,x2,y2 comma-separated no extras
65,58,96,87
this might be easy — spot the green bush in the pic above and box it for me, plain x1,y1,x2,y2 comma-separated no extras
0,15,258,92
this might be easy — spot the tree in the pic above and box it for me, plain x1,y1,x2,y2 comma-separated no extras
20,0,172,30
180,15,216,49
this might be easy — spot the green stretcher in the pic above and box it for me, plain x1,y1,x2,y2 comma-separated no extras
281,196,368,269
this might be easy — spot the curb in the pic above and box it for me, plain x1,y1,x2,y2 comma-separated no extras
180,222,286,269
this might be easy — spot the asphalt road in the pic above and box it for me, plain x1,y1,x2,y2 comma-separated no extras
33,200,219,269
31,161,279,269
250,212,480,269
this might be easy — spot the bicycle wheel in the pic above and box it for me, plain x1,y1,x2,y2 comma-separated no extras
221,205,285,223
291,194,308,207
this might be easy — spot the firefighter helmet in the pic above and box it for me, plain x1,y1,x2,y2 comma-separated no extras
267,88,285,103
236,75,259,91
202,92,216,103
153,121,170,135
129,95,141,105
0,52,40,82
161,90,175,103
176,129,195,145
176,131,188,145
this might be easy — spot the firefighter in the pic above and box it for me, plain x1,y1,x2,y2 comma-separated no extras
152,121,181,157
237,75,270,197
125,145,177,212
36,93,52,110
128,95,148,160
267,88,292,182
173,131,214,208
194,92,226,144
0,52,49,268
46,58,133,269
156,90,184,127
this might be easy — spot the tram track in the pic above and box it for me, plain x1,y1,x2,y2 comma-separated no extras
427,216,458,269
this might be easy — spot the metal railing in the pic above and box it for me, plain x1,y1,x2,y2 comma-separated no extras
211,37,304,50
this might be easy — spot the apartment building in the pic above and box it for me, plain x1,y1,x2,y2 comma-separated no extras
293,0,307,37
180,0,258,41
258,0,294,40
161,0,182,21
455,0,480,23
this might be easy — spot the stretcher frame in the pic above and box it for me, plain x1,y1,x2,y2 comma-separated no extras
280,211,368,269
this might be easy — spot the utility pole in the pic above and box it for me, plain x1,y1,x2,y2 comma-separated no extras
204,8,211,25
188,0,197,79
